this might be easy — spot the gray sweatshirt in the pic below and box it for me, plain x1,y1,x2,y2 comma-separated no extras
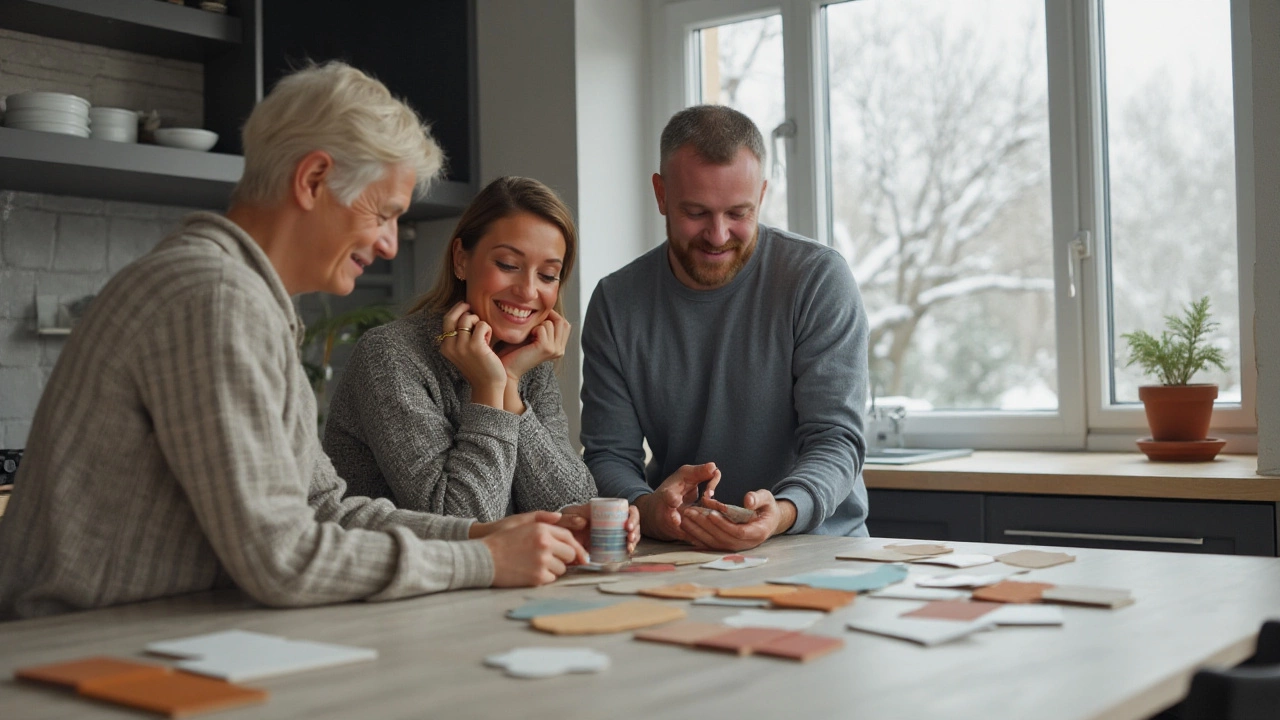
581,225,870,536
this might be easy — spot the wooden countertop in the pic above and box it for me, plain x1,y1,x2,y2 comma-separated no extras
863,451,1280,501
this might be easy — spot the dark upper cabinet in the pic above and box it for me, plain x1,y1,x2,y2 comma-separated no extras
261,0,474,185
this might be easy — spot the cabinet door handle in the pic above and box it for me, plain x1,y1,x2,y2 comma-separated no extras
1003,529,1205,546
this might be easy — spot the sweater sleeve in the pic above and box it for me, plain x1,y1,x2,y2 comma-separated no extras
332,330,521,522
307,451,477,542
580,282,653,503
772,251,870,533
510,364,598,512
136,281,493,607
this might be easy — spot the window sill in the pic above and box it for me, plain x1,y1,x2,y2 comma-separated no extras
863,451,1278,502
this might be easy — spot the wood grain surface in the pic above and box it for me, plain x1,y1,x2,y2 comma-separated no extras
2,535,1278,720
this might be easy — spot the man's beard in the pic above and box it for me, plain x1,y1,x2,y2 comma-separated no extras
667,219,757,289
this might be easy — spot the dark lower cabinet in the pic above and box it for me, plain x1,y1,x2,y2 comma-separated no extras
985,494,1277,557
866,490,984,542
867,489,1277,557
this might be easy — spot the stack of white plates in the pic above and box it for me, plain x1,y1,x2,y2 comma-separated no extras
4,92,90,137
88,107,139,143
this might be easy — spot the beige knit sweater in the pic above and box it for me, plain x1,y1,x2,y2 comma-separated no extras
0,213,493,621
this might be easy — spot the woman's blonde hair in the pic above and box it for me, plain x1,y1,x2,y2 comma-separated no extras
232,60,444,207
410,177,577,316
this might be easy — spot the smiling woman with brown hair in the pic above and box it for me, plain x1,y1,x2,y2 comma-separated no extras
322,177,638,547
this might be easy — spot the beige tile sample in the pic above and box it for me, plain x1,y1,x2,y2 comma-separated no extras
885,543,954,556
531,600,687,635
717,584,801,599
1041,585,1134,609
997,549,1077,569
638,583,717,600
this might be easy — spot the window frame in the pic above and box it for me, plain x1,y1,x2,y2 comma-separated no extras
651,0,1257,452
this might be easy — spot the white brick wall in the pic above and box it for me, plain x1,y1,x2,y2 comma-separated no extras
0,28,206,447
0,191,193,446
0,28,203,127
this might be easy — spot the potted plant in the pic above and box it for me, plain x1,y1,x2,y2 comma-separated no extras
1122,296,1227,455
302,301,397,426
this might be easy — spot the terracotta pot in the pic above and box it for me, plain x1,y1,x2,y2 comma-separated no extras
1137,384,1218,441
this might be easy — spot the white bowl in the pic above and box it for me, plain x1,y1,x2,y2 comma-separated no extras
92,125,137,143
6,121,91,138
5,91,90,114
4,108,90,127
153,127,218,151
88,107,138,125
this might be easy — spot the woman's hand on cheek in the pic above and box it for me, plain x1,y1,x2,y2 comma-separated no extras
438,302,507,407
499,310,571,380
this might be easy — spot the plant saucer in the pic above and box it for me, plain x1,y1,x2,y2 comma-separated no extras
1136,438,1226,462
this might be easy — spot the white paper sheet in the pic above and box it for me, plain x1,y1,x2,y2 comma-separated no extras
146,630,377,682
722,609,825,630
846,617,994,646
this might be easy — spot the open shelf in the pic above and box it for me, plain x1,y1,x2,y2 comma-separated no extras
0,0,242,61
0,127,243,208
0,128,474,217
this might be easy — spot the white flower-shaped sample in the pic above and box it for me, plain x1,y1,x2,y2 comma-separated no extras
484,647,610,679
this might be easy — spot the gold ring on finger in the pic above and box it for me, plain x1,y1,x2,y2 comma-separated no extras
458,326,473,333
435,330,458,344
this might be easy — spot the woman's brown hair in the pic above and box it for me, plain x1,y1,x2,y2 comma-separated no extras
409,176,576,316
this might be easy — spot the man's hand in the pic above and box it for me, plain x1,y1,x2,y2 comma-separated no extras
473,511,589,587
678,490,796,552
557,502,641,555
634,463,721,542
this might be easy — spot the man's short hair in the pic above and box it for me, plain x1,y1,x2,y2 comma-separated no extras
659,105,766,172
232,61,444,207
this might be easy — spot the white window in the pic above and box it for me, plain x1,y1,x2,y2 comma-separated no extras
654,0,1256,451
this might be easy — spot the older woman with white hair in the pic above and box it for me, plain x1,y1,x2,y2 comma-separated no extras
0,61,587,621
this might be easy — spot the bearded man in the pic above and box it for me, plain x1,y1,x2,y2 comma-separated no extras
581,105,870,551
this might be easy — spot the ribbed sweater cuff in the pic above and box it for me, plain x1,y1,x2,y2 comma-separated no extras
449,539,496,589
776,488,816,534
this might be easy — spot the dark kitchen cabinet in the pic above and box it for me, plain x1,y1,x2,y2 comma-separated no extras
867,488,1276,557
866,490,984,542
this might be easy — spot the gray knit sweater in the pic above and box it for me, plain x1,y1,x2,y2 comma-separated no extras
0,213,493,621
323,310,596,522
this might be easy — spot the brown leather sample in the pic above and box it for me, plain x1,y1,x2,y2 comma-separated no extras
531,600,687,635
754,633,845,662
638,583,717,600
971,580,1056,604
694,628,797,656
769,588,856,612
16,657,172,690
901,600,1003,621
78,671,268,718
717,584,799,599
634,621,734,647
